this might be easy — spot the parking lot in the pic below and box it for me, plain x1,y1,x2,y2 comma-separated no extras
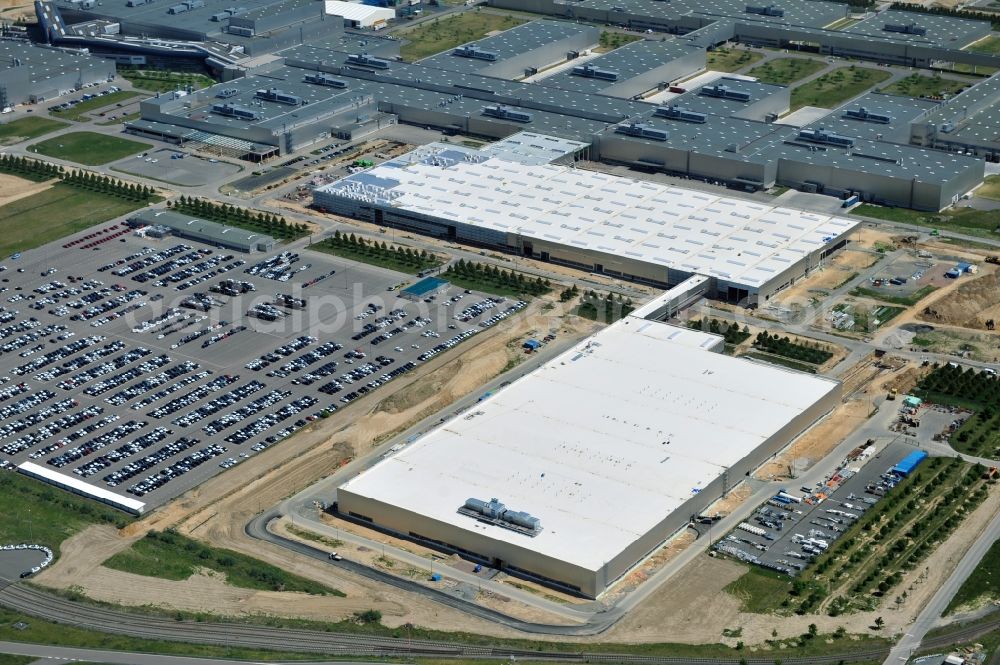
714,439,917,576
0,225,525,512
115,148,242,186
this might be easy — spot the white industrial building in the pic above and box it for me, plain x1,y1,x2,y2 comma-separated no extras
314,141,860,303
337,314,841,597
323,1,393,29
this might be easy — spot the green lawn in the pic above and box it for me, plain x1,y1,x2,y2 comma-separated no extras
852,204,1000,241
0,117,69,146
596,30,642,52
0,181,150,258
50,91,141,122
103,530,344,595
967,35,1000,54
0,655,33,665
0,473,129,556
880,73,969,98
725,566,795,613
706,47,764,73
28,132,151,165
747,57,826,85
399,12,526,61
790,66,892,110
849,284,937,307
118,69,215,93
976,175,1000,201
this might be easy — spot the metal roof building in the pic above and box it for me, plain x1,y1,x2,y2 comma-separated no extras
0,39,114,106
314,142,860,302
843,10,990,49
129,209,276,252
337,315,841,597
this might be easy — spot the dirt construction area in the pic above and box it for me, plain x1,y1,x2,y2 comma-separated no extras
918,267,1000,330
0,173,53,207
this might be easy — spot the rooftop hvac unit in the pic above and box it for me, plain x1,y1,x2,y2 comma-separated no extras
615,121,669,141
185,0,204,8
210,11,227,20
884,22,926,35
571,63,620,81
482,104,532,123
940,122,955,133
304,72,348,88
346,52,391,69
798,127,854,147
653,104,706,123
215,87,240,98
452,45,498,61
459,497,542,535
228,24,254,36
126,0,148,6
255,88,301,105
843,106,892,124
699,83,751,102
211,103,259,120
167,3,188,13
745,4,783,16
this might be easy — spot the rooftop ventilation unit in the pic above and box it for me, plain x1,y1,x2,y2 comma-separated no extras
653,104,707,123
215,87,240,98
304,72,348,88
884,22,926,35
482,104,532,122
699,83,751,102
571,63,620,81
211,103,259,120
255,88,302,105
167,3,188,13
798,127,855,147
228,25,254,36
843,106,892,124
746,4,784,16
452,45,498,61
459,497,542,536
346,52,390,69
615,121,669,141
127,0,148,6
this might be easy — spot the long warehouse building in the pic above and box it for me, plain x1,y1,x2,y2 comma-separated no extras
314,140,860,303
337,313,841,597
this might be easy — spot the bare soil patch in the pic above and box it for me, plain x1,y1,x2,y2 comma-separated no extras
918,268,1000,331
0,173,53,207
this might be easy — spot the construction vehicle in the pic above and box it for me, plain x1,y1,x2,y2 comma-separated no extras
887,387,897,400
986,256,1000,265
984,466,998,480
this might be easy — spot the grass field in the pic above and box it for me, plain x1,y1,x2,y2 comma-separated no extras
0,181,150,258
103,530,344,595
747,57,826,85
976,175,1000,201
0,655,33,665
945,534,1000,613
968,35,1000,54
881,73,969,98
849,284,937,307
118,70,215,93
725,567,795,613
50,91,141,122
0,473,129,555
28,132,151,165
790,66,892,110
706,47,764,72
399,12,526,61
852,203,1000,240
596,30,642,52
0,117,69,146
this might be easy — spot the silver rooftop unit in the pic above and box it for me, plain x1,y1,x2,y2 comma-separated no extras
699,83,752,102
482,104,533,123
653,105,707,123
571,63,620,81
346,52,391,69
452,45,499,61
255,87,302,105
459,497,542,536
615,121,669,141
843,106,892,124
798,127,855,147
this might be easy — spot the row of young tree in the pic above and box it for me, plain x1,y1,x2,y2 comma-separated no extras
444,259,550,296
167,196,308,241
577,290,634,323
689,317,750,345
753,331,832,364
915,363,1000,404
321,231,440,270
0,154,155,202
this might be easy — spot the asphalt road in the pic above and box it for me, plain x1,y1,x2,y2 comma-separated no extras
0,642,394,665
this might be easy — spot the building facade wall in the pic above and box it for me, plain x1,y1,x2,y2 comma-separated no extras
598,48,706,99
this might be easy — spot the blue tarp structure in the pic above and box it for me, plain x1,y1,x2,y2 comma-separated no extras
892,450,928,477
400,276,447,299
523,339,541,350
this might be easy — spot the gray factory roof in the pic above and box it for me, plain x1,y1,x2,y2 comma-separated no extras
131,209,275,246
799,92,936,143
234,0,313,23
539,39,701,94
606,113,781,161
669,77,788,116
565,0,847,29
915,74,1000,147
417,19,596,74
843,10,989,48
479,131,590,163
759,134,983,182
52,0,300,37
0,40,108,80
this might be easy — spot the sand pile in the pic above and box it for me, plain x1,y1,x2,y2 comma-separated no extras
919,270,1000,330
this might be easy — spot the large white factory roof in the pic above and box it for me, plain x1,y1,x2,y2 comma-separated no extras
317,146,858,288
339,318,839,573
